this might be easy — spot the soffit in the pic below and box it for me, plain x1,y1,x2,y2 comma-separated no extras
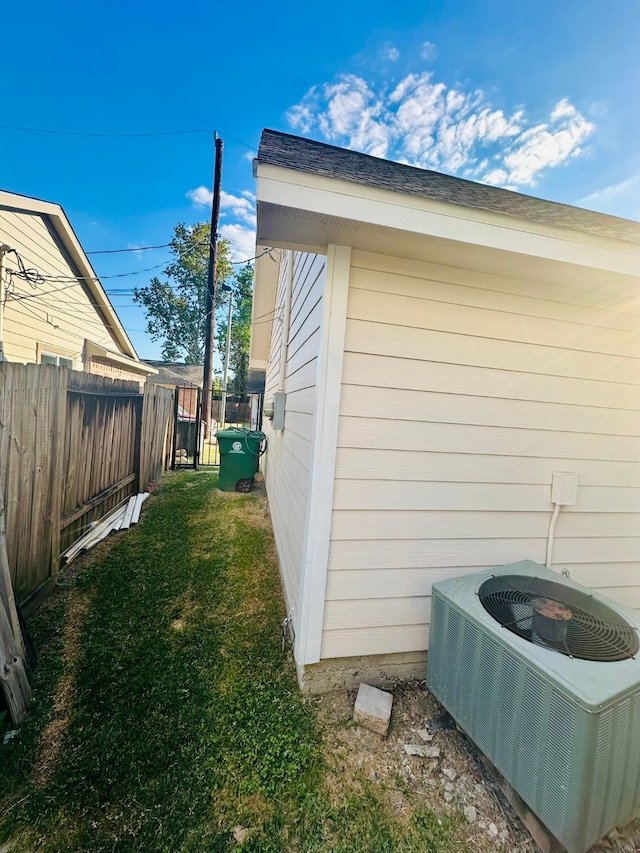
257,201,640,291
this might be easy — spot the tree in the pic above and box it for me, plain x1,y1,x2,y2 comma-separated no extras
217,263,254,394
133,223,234,364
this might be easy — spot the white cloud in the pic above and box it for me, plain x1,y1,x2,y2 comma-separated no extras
186,185,212,206
420,41,436,60
186,187,257,260
550,98,577,121
580,173,640,220
380,43,400,62
219,223,257,262
187,187,256,228
288,75,594,188
482,168,509,186
502,104,594,186
287,85,319,134
220,190,256,227
316,74,392,157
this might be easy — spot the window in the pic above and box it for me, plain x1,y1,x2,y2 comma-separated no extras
40,351,74,369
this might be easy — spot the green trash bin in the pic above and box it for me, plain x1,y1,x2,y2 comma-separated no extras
216,428,266,492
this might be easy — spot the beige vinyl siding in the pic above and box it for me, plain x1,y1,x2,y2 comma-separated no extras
322,249,640,659
1,208,116,364
263,250,326,614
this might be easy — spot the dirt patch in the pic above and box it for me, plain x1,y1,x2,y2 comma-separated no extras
168,587,200,631
32,590,92,789
315,682,640,853
238,479,273,531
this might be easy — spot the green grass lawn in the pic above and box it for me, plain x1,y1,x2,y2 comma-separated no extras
0,472,467,852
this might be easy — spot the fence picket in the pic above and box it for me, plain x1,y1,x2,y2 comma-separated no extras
0,363,174,607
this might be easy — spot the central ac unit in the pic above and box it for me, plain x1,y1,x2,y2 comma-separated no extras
427,560,640,853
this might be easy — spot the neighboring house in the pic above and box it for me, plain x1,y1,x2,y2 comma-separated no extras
0,190,156,387
250,128,640,693
143,360,204,390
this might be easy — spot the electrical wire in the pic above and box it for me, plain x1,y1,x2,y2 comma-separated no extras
9,260,169,284
229,248,271,266
5,235,205,286
6,248,268,294
0,125,212,138
2,248,45,288
7,279,104,301
6,291,146,340
251,306,284,326
86,241,264,260
0,124,258,152
86,242,174,255
250,306,281,324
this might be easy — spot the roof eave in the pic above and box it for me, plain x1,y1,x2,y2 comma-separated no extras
255,162,640,277
255,129,640,247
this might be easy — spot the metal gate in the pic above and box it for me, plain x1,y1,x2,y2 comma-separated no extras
171,385,202,469
199,388,221,467
171,385,263,470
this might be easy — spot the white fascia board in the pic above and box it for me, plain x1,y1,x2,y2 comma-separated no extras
250,246,279,366
0,189,140,360
0,190,61,217
256,166,640,277
249,358,268,370
296,244,351,666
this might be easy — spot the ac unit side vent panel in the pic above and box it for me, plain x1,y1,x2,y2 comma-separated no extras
433,594,575,836
629,697,640,815
427,564,640,853
542,691,575,835
516,669,546,807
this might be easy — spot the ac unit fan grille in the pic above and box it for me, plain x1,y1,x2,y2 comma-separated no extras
478,575,639,662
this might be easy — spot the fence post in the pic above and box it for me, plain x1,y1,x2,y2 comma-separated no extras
133,394,144,493
50,366,68,578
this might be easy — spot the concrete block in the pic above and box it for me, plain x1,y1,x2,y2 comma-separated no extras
353,683,393,735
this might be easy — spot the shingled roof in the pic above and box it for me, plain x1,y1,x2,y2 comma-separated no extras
256,129,640,245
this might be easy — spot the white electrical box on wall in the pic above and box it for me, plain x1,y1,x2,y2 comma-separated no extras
551,471,579,506
269,391,286,431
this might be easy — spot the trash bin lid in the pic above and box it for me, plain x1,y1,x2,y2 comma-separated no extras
215,427,266,441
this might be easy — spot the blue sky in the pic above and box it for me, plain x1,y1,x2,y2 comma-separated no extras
2,0,638,361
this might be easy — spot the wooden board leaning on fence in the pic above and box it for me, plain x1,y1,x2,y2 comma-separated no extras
0,479,32,724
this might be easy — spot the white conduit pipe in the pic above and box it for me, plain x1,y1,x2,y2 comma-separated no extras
545,503,561,568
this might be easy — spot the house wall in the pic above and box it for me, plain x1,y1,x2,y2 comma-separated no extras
263,250,326,615
1,208,117,367
322,248,640,660
87,357,147,389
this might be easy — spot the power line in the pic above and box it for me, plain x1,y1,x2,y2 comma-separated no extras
86,242,173,255
8,260,169,284
5,236,205,286
87,238,262,259
7,247,267,293
0,125,211,138
7,289,148,338
0,124,258,152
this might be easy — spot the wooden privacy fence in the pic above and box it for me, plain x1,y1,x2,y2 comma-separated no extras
0,363,174,610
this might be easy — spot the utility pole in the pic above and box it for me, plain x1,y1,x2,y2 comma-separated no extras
202,134,224,436
220,285,233,429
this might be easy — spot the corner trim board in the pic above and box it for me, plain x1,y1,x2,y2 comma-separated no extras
296,244,351,665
